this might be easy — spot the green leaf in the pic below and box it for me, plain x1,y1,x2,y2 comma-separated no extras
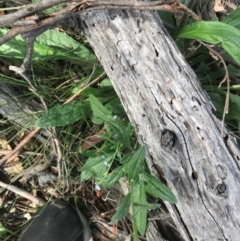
89,94,113,123
0,222,13,236
0,223,6,236
35,101,91,127
127,147,146,180
0,28,26,59
108,121,132,149
32,0,66,14
36,30,96,63
131,180,147,236
228,64,240,78
208,92,240,121
143,172,177,203
80,170,92,182
133,202,160,210
82,86,115,101
80,154,114,182
102,165,125,188
205,92,225,119
120,152,134,164
105,97,126,118
0,28,96,63
178,21,240,65
110,193,131,224
223,7,240,28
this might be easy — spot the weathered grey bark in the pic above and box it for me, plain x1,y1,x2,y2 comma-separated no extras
0,83,51,150
72,9,240,241
0,83,41,126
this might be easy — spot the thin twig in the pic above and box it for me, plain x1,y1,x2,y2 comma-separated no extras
0,11,72,46
178,0,198,29
198,40,230,136
0,128,40,166
0,0,69,27
44,70,106,179
64,71,106,104
52,134,63,180
0,180,45,206
0,0,201,45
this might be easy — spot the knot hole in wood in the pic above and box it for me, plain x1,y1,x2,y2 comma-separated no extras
160,129,177,150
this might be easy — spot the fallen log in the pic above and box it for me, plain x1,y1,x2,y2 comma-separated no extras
1,0,240,240
70,8,240,241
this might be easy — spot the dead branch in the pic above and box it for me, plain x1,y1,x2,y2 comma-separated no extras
0,0,68,27
0,180,45,206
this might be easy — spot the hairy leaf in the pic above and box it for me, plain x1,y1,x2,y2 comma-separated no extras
35,101,91,127
0,28,26,59
0,28,96,63
80,154,114,182
37,30,96,63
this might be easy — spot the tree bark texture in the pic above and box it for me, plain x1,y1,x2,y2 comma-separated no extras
0,83,41,126
72,9,240,241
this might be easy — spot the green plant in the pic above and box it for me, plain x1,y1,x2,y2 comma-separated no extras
1,2,240,240
0,28,96,63
0,223,6,238
0,222,15,239
36,94,177,240
177,20,240,66
175,7,240,139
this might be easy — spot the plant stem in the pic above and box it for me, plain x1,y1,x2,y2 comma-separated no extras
130,180,139,241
